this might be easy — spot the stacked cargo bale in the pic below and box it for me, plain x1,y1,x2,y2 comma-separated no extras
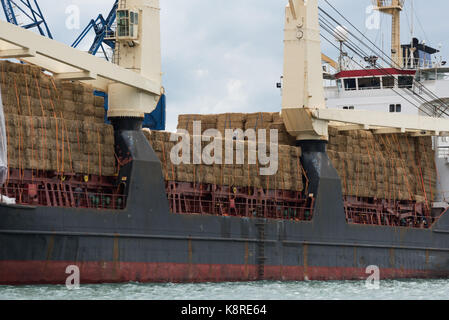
176,112,437,204
3,114,116,176
0,61,105,124
145,130,304,192
176,112,295,145
217,113,246,136
327,126,437,203
244,112,273,133
177,114,216,135
270,112,297,146
0,60,115,176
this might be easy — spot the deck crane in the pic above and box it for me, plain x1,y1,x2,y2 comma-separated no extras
0,0,162,120
71,0,118,61
0,0,52,38
280,0,449,198
71,0,166,130
281,0,449,142
0,0,165,130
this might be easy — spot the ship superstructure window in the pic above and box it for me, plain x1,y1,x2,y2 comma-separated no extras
358,77,381,90
389,104,402,113
343,78,357,91
117,10,130,38
383,76,395,89
337,80,342,90
398,76,413,89
117,10,139,39
343,106,355,110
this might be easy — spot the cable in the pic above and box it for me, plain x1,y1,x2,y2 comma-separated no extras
320,32,433,117
318,8,449,117
320,2,449,115
320,2,449,117
319,17,429,111
320,22,436,117
319,17,436,116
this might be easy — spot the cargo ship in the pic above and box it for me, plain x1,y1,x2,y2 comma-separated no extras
2,0,449,285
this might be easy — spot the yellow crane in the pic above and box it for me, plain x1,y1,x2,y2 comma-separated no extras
373,0,405,68
321,53,338,70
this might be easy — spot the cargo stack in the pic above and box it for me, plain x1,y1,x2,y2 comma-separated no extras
176,112,295,145
217,113,246,136
269,112,297,146
176,112,437,204
327,126,437,203
0,60,116,176
177,114,206,134
144,130,304,192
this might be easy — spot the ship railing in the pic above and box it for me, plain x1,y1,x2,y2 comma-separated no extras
0,185,127,210
344,200,434,229
167,196,314,222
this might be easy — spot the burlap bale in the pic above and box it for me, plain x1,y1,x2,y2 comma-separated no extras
144,130,303,192
327,125,436,203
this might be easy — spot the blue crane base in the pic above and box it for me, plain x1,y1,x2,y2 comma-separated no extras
94,90,166,131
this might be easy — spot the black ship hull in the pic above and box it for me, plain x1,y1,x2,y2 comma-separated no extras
1,123,449,284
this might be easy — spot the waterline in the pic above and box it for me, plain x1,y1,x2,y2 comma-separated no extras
1,279,447,300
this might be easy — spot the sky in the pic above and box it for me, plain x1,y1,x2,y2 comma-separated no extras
1,0,448,131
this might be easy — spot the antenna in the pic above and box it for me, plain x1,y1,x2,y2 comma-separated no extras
410,0,414,38
334,25,348,71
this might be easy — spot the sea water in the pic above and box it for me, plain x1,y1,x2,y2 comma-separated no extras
0,279,448,300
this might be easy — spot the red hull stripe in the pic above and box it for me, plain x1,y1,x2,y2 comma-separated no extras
1,261,447,285
335,68,416,79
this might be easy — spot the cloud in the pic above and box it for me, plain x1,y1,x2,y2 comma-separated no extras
3,0,448,132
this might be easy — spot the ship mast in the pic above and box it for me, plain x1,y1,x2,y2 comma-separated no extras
373,0,404,68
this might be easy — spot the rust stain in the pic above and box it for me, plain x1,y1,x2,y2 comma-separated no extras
353,247,357,267
389,248,395,268
43,235,55,274
425,250,430,266
113,237,119,262
208,264,213,280
188,239,193,280
112,236,120,280
46,236,55,261
244,242,249,279
303,243,308,280
399,227,407,242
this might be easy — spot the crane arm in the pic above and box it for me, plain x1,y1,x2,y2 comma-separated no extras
321,53,338,70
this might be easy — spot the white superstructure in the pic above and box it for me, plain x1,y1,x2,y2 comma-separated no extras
323,33,449,205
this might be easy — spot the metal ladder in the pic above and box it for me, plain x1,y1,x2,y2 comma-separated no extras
112,44,120,65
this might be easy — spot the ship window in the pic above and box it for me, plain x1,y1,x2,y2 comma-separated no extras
383,76,395,89
117,10,130,37
343,78,357,91
358,77,381,90
343,106,355,110
389,104,402,113
398,76,413,89
130,12,139,25
337,80,342,90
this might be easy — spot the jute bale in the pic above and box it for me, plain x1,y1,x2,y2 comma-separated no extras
145,130,303,192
